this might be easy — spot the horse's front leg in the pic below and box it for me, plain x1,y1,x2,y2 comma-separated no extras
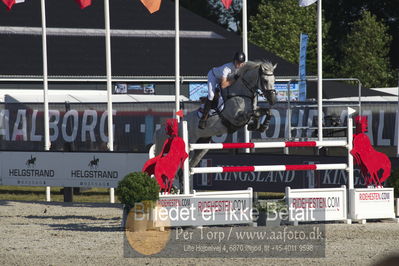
247,115,259,131
258,108,272,132
247,96,261,131
248,107,272,132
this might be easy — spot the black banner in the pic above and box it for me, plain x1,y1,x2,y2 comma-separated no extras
0,102,397,153
193,153,398,192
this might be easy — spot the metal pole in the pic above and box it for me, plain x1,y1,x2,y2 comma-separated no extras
347,107,355,223
182,121,190,194
284,80,292,154
347,107,355,190
175,0,180,121
317,0,323,141
41,0,51,202
242,0,250,153
104,0,115,203
242,0,248,58
358,81,362,116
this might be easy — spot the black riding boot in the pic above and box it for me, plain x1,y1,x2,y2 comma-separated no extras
198,99,212,129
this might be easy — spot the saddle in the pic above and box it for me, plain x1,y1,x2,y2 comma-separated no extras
198,91,224,118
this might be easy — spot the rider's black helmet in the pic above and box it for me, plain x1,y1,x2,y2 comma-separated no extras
233,51,246,63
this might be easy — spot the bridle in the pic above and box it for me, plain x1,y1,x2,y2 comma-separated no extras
256,66,275,99
237,64,276,105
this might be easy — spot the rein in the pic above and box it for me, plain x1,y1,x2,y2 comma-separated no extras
240,65,262,96
225,64,275,104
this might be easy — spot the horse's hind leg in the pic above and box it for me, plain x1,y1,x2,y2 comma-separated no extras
177,169,184,193
189,149,209,169
189,137,211,168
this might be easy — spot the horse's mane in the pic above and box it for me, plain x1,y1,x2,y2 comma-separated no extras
236,60,274,76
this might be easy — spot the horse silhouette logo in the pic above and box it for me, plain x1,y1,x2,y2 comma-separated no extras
88,156,99,169
351,116,391,186
26,155,36,168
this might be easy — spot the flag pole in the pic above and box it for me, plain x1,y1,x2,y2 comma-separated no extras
317,0,323,141
242,0,250,153
242,0,248,57
175,0,180,121
397,70,398,157
104,0,115,203
40,0,51,201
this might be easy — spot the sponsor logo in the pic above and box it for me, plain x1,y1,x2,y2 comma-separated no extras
88,156,99,169
291,197,341,210
26,155,36,168
9,169,55,177
9,155,55,177
359,192,391,201
70,156,118,179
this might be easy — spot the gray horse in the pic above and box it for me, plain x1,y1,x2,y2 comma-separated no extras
153,60,277,191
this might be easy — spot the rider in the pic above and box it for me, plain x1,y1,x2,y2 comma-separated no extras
198,51,246,129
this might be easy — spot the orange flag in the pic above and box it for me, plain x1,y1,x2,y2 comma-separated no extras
75,0,91,9
140,0,161,14
176,110,184,118
221,0,232,9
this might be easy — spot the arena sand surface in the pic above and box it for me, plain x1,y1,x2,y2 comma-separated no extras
1,200,399,266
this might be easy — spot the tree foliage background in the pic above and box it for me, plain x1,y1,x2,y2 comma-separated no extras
182,0,399,88
338,11,394,88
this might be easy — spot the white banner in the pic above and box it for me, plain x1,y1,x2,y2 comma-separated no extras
286,186,347,222
349,188,395,220
154,189,253,227
0,151,148,188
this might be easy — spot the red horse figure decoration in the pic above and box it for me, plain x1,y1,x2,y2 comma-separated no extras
142,119,188,193
350,116,391,187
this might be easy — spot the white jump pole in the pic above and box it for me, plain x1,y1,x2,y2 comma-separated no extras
191,163,348,175
242,0,248,58
40,0,51,202
182,121,190,194
242,0,250,153
190,140,347,151
347,107,355,190
175,0,180,121
104,0,115,203
317,0,323,141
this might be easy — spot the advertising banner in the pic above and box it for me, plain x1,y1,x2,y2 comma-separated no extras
298,33,308,100
286,187,347,223
274,82,299,102
349,188,395,220
189,83,208,101
155,189,253,227
0,102,397,153
0,151,148,188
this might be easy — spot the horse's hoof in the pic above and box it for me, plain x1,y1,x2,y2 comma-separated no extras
247,122,257,131
258,124,269,132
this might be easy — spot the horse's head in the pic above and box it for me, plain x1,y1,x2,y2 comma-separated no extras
258,61,277,105
233,60,277,105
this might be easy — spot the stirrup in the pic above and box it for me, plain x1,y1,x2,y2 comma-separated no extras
198,119,207,129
